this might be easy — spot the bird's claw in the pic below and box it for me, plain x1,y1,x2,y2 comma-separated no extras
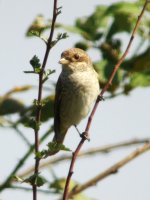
74,125,90,141
97,95,105,101
80,131,90,141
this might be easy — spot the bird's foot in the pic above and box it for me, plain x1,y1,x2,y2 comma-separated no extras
80,131,90,141
97,95,105,101
74,125,90,141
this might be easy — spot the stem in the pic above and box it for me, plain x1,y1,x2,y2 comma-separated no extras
32,1,58,199
0,127,52,192
17,137,150,178
13,125,31,147
62,1,149,199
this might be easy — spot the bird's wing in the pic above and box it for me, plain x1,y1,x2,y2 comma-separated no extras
54,75,63,142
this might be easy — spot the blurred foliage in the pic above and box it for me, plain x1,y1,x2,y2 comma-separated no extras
35,141,71,159
26,15,50,37
1,0,150,199
0,97,25,116
23,173,47,187
56,0,150,95
50,178,91,200
26,1,150,95
0,86,54,129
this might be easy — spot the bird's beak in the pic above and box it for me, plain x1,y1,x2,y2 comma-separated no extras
59,58,69,65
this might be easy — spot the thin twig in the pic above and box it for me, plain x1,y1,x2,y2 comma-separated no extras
2,120,31,146
62,1,149,199
70,141,150,197
13,125,31,147
17,137,150,178
33,0,58,200
0,127,52,192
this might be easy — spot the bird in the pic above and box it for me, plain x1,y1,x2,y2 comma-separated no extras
53,48,100,153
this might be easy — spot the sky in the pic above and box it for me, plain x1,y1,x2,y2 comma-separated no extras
0,0,150,200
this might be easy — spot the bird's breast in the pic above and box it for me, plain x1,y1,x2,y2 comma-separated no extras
60,70,99,126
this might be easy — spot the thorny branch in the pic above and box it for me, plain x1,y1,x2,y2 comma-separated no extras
62,1,150,199
17,137,150,178
0,127,52,192
33,0,59,200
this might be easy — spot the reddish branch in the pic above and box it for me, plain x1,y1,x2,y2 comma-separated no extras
33,1,58,200
62,1,150,199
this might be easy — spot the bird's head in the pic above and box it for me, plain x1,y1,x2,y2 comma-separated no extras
59,48,92,72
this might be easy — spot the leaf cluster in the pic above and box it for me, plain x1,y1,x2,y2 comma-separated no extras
0,86,55,128
36,142,71,159
57,0,150,95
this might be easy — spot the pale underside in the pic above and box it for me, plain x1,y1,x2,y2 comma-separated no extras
58,69,99,132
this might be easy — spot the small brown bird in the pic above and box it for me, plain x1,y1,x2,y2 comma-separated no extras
53,48,99,151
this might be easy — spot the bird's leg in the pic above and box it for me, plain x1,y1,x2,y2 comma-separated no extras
74,125,90,141
74,125,81,137
80,131,90,141
97,95,105,101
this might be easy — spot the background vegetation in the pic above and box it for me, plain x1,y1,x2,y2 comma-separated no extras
0,0,150,199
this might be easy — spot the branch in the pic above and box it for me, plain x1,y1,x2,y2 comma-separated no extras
33,0,58,199
0,127,52,192
13,125,31,147
62,1,150,199
70,141,150,197
17,137,150,178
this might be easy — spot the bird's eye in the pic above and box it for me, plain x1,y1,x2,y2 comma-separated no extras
74,54,80,60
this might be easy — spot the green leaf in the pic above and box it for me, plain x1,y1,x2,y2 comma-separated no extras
95,60,123,84
50,178,75,193
47,142,71,152
106,12,136,38
123,84,133,95
30,55,41,71
23,173,47,187
26,15,50,37
42,69,56,83
40,95,54,122
19,95,54,126
75,5,108,41
50,178,91,199
35,151,47,159
56,32,69,40
105,2,140,15
50,32,69,48
23,117,40,131
94,60,123,93
0,97,24,115
100,40,121,62
39,142,71,158
75,42,89,51
130,71,150,87
121,48,150,72
137,0,150,11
